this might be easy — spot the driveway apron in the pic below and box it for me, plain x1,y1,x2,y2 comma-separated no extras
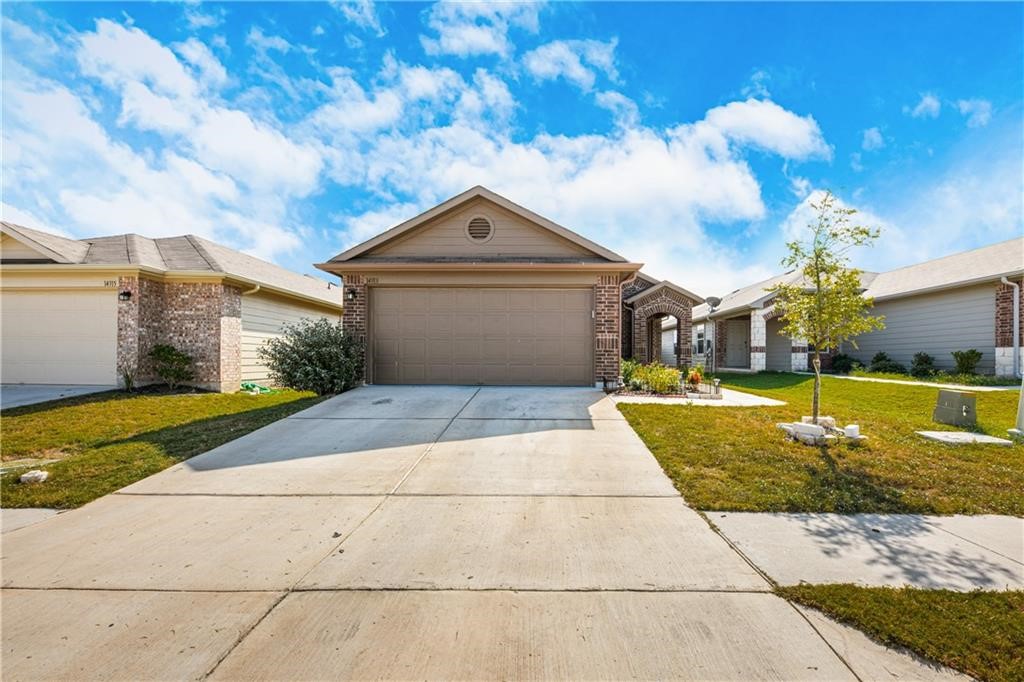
4,386,871,680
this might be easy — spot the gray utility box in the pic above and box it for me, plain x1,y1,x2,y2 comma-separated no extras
932,390,977,427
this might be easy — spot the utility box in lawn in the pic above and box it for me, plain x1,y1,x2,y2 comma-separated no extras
932,390,977,428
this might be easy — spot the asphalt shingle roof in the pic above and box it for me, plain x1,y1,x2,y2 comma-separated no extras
1,222,340,307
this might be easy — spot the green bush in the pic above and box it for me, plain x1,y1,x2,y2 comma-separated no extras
951,349,983,375
258,318,365,395
830,353,860,374
148,344,194,390
634,363,682,394
910,352,937,377
620,358,641,388
869,352,906,374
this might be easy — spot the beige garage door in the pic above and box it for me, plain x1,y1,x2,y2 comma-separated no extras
371,288,593,386
1,289,118,384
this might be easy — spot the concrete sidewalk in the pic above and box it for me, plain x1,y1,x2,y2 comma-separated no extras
613,387,786,407
2,386,964,680
0,384,116,409
712,512,1024,590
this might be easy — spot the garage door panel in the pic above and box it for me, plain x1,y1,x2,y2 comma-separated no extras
1,290,117,385
371,287,593,386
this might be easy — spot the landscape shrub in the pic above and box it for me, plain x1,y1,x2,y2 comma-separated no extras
686,364,704,387
258,318,365,395
620,358,641,388
910,352,937,377
148,344,194,390
869,352,906,375
634,363,682,394
830,353,860,374
951,349,983,375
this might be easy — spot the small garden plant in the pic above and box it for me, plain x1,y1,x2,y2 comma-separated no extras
259,318,365,395
869,352,906,375
910,352,936,377
148,344,195,390
620,358,681,394
952,349,983,375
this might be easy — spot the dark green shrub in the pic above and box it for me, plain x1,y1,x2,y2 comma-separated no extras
951,349,983,375
910,352,937,377
148,344,194,390
869,352,906,374
830,353,860,374
258,318,364,395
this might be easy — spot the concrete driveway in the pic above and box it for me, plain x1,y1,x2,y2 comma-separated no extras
0,384,116,409
1,386,943,680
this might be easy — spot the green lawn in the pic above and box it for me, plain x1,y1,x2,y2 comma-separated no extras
779,585,1024,682
1,389,323,508
618,373,1023,514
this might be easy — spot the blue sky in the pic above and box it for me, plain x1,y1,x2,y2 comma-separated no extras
2,1,1021,295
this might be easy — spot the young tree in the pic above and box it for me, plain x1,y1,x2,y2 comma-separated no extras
770,191,885,424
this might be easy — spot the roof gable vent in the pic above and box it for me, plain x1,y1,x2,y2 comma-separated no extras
465,215,494,243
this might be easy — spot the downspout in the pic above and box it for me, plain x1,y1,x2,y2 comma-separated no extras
241,284,261,296
1001,277,1020,378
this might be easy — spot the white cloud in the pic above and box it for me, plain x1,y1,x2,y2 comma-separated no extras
420,1,542,58
850,152,863,173
332,0,385,36
522,39,618,91
184,6,224,30
246,26,292,53
594,90,638,128
861,126,884,151
741,69,771,99
956,98,992,128
905,92,940,119
78,19,196,98
174,37,229,89
702,99,831,160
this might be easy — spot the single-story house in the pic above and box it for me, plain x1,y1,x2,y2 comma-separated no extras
1,222,342,391
317,186,701,387
684,237,1024,376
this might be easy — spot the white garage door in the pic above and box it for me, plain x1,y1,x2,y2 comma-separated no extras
1,289,118,384
371,287,594,386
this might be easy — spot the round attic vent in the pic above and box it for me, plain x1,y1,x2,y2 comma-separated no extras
465,215,494,243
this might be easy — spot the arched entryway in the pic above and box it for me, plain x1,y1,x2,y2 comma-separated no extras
630,288,694,367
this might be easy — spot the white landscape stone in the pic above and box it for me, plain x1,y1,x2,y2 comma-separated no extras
18,470,48,484
916,431,1014,446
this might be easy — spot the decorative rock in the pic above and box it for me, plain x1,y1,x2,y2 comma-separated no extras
916,431,1013,446
19,470,49,484
801,416,836,428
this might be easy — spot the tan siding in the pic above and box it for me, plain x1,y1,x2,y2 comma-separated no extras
1,234,51,260
374,199,593,258
765,319,790,370
847,284,997,373
240,293,341,383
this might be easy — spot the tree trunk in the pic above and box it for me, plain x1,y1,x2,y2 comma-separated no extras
812,350,822,424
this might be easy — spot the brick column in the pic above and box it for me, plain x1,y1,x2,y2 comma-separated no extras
341,274,369,383
594,275,621,387
791,338,809,372
714,320,727,370
995,277,1023,377
218,285,242,392
116,275,141,387
750,311,766,371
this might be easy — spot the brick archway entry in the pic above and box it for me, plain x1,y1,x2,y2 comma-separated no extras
631,289,693,367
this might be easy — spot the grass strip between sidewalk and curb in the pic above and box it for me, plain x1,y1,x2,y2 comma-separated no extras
777,584,1024,682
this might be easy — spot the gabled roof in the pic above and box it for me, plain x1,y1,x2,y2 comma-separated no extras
1,222,89,263
323,186,629,264
864,237,1024,301
624,279,703,304
691,271,802,322
1,222,340,308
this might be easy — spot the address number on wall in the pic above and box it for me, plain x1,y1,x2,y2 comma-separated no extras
103,280,118,287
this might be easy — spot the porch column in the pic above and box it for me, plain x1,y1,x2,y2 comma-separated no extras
750,311,767,372
791,337,809,372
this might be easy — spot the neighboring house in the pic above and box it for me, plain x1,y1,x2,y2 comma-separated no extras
689,237,1024,377
317,186,692,387
1,222,342,391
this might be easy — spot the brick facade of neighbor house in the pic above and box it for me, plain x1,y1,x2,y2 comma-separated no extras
631,288,693,366
341,274,368,343
995,276,1024,376
595,275,622,386
120,278,244,391
714,319,728,369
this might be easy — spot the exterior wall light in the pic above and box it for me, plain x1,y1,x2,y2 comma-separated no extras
118,291,132,302
346,288,358,302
